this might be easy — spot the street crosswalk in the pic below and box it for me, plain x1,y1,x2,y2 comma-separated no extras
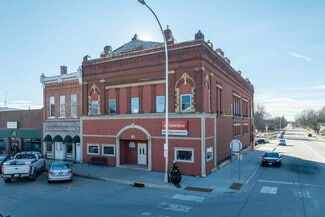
141,193,206,216
159,193,205,213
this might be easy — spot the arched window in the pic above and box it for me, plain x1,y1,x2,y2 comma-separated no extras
88,84,101,115
175,73,195,113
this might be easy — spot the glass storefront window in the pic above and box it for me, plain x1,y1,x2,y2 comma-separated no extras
175,148,194,162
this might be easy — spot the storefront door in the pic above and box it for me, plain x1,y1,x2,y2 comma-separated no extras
137,143,146,165
55,142,65,160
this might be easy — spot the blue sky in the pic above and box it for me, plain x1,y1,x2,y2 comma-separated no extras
1,0,324,121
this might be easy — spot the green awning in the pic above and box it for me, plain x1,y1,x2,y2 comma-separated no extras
63,135,72,143
0,129,41,139
43,134,52,142
72,135,80,143
53,135,63,142
0,129,12,137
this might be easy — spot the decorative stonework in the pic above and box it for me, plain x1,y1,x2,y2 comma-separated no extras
88,84,101,115
175,88,180,112
191,86,196,112
174,73,196,113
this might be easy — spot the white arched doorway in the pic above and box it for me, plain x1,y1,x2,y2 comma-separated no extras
116,124,152,171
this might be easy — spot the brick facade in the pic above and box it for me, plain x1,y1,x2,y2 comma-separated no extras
0,109,43,154
41,69,82,161
80,29,254,177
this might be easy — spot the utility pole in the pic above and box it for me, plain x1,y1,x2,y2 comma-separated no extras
4,91,7,107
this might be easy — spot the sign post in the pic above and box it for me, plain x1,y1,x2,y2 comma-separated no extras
230,139,243,180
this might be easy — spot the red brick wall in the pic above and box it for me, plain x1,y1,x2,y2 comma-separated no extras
81,34,254,176
43,79,82,119
0,109,43,130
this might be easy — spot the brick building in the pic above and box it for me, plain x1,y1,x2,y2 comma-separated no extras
40,66,82,161
0,108,43,154
81,29,254,177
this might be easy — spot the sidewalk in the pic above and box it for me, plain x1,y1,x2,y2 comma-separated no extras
47,141,278,193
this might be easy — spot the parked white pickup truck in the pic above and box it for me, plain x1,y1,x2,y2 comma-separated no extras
1,151,46,183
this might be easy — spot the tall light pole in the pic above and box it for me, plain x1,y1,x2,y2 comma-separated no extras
137,0,169,183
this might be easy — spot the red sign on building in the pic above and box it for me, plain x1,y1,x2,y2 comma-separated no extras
161,121,188,135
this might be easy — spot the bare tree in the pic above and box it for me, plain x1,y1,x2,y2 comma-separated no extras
318,106,325,122
295,109,319,132
254,104,267,131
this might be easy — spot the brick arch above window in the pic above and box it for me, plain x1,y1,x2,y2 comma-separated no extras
88,84,101,115
88,84,100,98
174,73,196,113
175,72,195,90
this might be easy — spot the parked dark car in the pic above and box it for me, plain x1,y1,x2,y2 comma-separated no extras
278,139,286,146
255,138,266,144
261,152,282,167
308,133,312,137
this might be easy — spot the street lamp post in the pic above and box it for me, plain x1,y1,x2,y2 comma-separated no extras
137,0,169,183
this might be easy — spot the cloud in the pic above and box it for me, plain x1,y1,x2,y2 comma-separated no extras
255,88,325,121
314,85,325,90
289,52,315,63
6,100,42,110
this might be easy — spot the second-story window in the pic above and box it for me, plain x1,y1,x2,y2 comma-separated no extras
156,96,165,113
49,96,55,118
131,98,139,113
232,93,241,117
60,95,66,118
242,98,249,117
109,99,116,114
233,123,241,137
70,94,77,118
88,84,100,115
216,84,222,114
181,94,192,112
91,100,99,115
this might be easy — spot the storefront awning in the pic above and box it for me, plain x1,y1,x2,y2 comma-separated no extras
0,129,12,137
0,128,41,139
63,135,72,143
72,135,80,143
53,135,63,142
43,134,52,142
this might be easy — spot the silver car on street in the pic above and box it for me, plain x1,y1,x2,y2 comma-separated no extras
48,162,73,183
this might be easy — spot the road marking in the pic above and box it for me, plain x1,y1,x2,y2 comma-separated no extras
67,182,73,191
260,186,278,194
141,212,170,217
172,194,205,202
258,179,323,188
294,190,311,198
159,202,191,212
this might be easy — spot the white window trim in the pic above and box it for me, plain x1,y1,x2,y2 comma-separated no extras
59,95,66,118
131,97,139,114
206,147,213,161
156,96,165,113
181,94,192,112
49,96,55,118
174,147,194,163
102,144,115,156
91,100,99,115
70,94,77,118
109,99,116,114
87,144,99,155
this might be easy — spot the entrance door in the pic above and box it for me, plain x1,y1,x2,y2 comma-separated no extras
75,143,81,162
137,143,147,165
55,143,65,160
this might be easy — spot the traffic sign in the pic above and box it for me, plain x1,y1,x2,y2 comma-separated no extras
230,139,242,152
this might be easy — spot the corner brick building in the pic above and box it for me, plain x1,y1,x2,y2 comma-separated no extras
81,29,254,177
